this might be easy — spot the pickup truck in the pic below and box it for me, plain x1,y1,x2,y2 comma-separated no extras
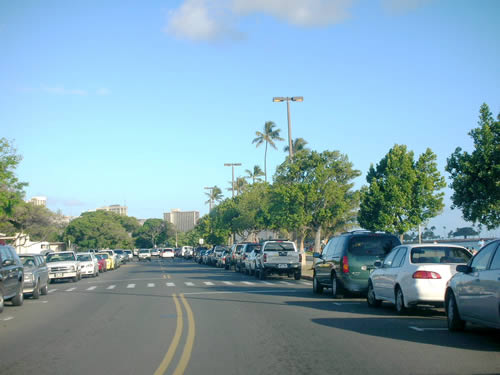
254,240,302,280
46,251,81,283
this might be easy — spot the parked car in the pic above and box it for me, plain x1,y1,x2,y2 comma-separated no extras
0,245,24,312
46,251,81,283
19,254,49,299
161,248,175,259
96,252,111,271
193,247,207,262
181,246,194,258
124,250,133,261
367,244,472,313
151,248,160,257
213,245,227,267
138,249,152,261
216,249,230,268
174,248,182,257
244,245,262,275
254,240,301,280
229,243,245,270
77,253,100,278
113,249,128,264
95,253,108,272
197,250,207,264
101,250,117,269
313,231,400,298
234,243,259,272
202,249,213,265
445,239,500,331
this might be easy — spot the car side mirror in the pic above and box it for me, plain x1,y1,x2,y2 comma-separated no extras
313,252,322,259
456,264,472,274
374,260,382,268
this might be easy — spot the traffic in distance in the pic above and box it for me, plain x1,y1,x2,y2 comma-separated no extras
2,234,499,329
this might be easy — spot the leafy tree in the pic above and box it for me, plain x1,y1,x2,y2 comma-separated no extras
452,227,479,239
274,150,361,252
245,165,265,184
205,185,223,211
0,138,27,218
358,145,446,236
446,103,500,230
252,121,284,182
134,219,170,248
284,137,309,154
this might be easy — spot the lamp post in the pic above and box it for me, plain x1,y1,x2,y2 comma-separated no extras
272,96,303,160
204,186,215,211
224,163,242,198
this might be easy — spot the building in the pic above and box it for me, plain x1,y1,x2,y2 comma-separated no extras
164,209,199,232
28,196,47,207
96,204,128,216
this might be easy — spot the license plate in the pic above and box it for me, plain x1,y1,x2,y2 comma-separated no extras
278,264,288,269
56,273,63,277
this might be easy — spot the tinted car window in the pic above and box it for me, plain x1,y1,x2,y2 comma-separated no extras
77,254,92,261
0,247,13,263
245,244,261,253
348,236,399,256
383,249,398,267
489,245,500,270
470,243,496,271
410,247,471,264
264,242,294,251
333,237,347,257
392,248,406,268
46,253,75,262
323,238,337,258
21,256,37,267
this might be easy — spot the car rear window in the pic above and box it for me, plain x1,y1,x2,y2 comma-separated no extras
264,242,294,251
21,256,36,266
245,244,261,253
77,254,91,261
348,236,399,256
411,247,471,264
47,253,75,262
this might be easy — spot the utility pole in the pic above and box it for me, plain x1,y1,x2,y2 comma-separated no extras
273,96,303,161
224,163,242,198
204,186,216,211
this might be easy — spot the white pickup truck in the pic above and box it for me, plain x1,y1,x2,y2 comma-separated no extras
46,251,81,283
254,240,302,280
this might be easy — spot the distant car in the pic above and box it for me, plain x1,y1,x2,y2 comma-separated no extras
0,245,24,312
235,243,259,272
445,239,500,331
46,251,81,283
161,248,175,259
113,249,128,264
254,240,301,280
197,250,207,264
138,249,152,261
94,253,108,272
202,250,213,265
244,246,262,276
101,250,117,270
367,244,472,313
181,246,193,258
20,254,49,299
124,250,133,261
151,248,160,257
96,252,111,271
77,253,100,278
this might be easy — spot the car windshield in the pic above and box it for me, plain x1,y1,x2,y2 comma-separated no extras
46,253,75,262
114,250,124,254
77,254,92,261
21,256,36,267
97,254,109,259
348,236,399,256
139,250,150,254
264,242,293,251
245,244,261,253
411,247,472,264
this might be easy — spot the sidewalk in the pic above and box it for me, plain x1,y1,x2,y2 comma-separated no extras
301,260,313,281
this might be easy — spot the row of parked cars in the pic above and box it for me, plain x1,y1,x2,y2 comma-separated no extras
0,246,131,313
192,231,499,331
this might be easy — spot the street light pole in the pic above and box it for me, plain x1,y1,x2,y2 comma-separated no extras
224,163,242,198
204,186,215,211
273,96,303,161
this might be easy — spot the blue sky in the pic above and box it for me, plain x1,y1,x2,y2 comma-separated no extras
1,0,499,237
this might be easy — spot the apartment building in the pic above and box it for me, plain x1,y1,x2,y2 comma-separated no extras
164,209,199,232
96,204,128,216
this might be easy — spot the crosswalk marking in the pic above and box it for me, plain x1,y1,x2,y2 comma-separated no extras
48,289,57,293
223,281,233,285
242,281,254,285
185,282,195,286
107,285,116,290
300,281,312,286
86,286,97,291
204,282,214,285
260,281,272,285
280,281,292,285
147,283,155,287
166,282,175,287
65,287,76,291
127,284,135,288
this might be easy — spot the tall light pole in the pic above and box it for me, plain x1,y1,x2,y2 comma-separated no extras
273,96,303,160
204,186,215,211
224,163,242,198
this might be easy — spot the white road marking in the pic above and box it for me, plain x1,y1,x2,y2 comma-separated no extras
1,316,14,321
185,282,195,286
183,289,298,295
28,300,49,304
106,285,116,290
223,281,233,285
86,286,97,291
148,283,155,287
166,282,175,287
65,287,77,292
280,281,292,285
204,282,214,285
127,284,135,288
242,281,254,285
300,281,312,286
409,326,448,332
48,289,57,293
333,302,361,306
260,281,272,285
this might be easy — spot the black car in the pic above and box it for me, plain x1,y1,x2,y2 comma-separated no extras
0,245,24,312
313,230,400,298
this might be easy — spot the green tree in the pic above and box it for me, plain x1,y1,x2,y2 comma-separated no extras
446,103,500,230
358,145,446,236
274,150,361,252
283,137,309,154
134,219,170,248
0,138,27,218
205,185,223,211
452,227,479,239
252,121,284,182
245,165,265,184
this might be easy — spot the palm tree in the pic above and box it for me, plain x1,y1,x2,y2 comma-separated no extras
205,186,223,211
284,137,309,154
226,177,248,196
252,121,284,182
245,165,265,184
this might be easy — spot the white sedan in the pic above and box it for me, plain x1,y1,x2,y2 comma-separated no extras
367,244,472,313
76,253,100,277
161,248,175,258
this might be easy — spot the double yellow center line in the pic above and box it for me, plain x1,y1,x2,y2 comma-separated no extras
154,294,195,375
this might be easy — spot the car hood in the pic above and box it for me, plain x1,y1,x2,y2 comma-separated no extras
47,261,78,268
79,261,94,266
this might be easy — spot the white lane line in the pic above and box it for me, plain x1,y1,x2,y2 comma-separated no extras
242,281,254,285
204,282,214,286
409,326,448,332
147,283,155,287
166,282,175,287
183,289,298,295
65,287,77,292
333,302,361,306
86,286,97,291
48,289,57,293
185,282,195,286
106,285,116,290
223,281,233,285
1,316,14,321
28,300,48,304
259,281,272,285
300,281,312,286
127,284,135,289
280,281,292,285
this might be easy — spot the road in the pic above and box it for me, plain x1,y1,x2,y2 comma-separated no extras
1,258,499,375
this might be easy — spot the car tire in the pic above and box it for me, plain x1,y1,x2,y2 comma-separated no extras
12,286,24,306
330,274,341,299
259,267,266,280
446,292,465,331
0,289,4,313
395,287,407,314
73,276,78,282
41,284,48,295
32,280,40,299
367,282,381,308
294,272,301,280
313,275,323,294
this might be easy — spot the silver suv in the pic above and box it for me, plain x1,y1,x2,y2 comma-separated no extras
254,240,301,280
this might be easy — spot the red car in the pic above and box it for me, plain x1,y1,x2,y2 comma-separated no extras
95,255,107,272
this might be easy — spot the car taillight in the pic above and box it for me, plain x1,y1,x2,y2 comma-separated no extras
413,271,441,279
342,256,349,273
263,254,267,263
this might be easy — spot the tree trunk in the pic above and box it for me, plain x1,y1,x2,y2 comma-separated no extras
314,226,322,253
264,141,268,182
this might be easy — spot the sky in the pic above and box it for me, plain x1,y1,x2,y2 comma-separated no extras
1,0,499,237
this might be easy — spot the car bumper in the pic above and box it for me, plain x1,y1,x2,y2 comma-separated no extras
23,280,36,293
263,263,300,271
49,271,77,279
405,280,447,306
340,277,369,293
81,268,96,275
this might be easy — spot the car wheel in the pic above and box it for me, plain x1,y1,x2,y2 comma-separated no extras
446,292,465,331
32,280,40,299
294,272,301,280
259,267,266,280
313,275,323,294
330,274,340,299
72,276,78,282
0,289,4,313
395,287,407,314
12,285,24,306
41,284,48,295
367,282,381,308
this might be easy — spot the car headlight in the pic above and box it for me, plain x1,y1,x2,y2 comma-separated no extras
24,273,33,281
71,266,75,271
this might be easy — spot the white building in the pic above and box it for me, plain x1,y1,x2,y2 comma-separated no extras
28,196,47,207
96,204,128,216
164,209,199,232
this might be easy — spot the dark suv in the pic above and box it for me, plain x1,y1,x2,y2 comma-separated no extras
313,231,400,298
0,245,25,312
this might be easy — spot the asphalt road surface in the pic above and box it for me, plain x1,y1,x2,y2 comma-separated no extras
1,258,499,375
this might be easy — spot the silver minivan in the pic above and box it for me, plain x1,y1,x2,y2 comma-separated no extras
20,254,49,298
